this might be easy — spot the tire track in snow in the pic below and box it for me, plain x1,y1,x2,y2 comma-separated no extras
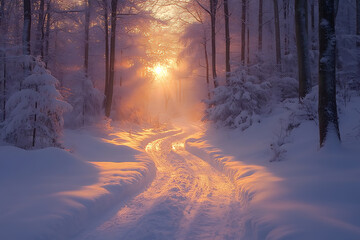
74,127,244,240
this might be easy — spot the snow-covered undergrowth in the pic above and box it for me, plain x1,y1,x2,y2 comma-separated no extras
186,96,360,240
0,125,160,240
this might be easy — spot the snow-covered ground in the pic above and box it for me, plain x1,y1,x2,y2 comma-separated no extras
75,124,244,240
0,125,163,240
186,96,360,239
1,98,360,240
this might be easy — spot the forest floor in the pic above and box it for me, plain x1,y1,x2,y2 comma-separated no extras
1,97,360,240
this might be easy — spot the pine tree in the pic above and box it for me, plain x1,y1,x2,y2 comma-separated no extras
2,59,71,149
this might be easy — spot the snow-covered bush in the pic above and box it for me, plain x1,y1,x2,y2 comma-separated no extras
204,69,272,130
64,71,104,128
1,58,71,149
269,76,298,101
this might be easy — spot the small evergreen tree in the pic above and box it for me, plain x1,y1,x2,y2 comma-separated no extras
64,71,104,128
1,58,71,149
204,68,272,130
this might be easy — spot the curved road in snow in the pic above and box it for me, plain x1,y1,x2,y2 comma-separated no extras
76,127,243,240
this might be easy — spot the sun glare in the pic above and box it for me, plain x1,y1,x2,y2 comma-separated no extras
152,64,168,80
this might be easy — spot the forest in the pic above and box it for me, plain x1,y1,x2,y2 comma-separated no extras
1,0,360,239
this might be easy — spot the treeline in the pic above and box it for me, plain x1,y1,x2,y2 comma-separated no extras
180,0,360,147
0,0,151,149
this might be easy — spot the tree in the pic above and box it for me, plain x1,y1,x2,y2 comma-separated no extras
258,0,263,52
196,0,219,88
105,0,118,117
357,0,360,46
310,0,317,50
102,0,110,102
1,59,71,149
318,0,340,147
295,0,311,99
180,2,211,99
23,0,31,56
209,0,218,87
224,0,230,82
0,0,7,121
283,0,290,55
241,0,246,65
43,0,51,66
84,0,91,77
273,0,281,70
35,0,45,58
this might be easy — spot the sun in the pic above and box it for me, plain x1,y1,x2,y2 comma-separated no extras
153,64,168,80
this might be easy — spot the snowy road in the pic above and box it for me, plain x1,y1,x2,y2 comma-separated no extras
75,126,244,240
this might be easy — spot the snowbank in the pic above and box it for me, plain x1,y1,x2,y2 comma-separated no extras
0,127,156,240
186,97,360,240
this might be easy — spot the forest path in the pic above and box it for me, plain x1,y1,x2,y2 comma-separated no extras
75,124,243,240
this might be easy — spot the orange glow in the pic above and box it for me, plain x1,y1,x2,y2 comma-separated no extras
152,64,168,81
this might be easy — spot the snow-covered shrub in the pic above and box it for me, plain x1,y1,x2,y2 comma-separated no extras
269,76,298,101
270,113,300,162
204,69,272,130
64,71,104,128
1,58,71,149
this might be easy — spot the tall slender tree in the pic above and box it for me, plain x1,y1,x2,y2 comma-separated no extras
35,0,45,58
295,0,311,99
273,0,281,69
241,0,246,65
103,0,110,101
23,0,31,56
318,0,340,147
44,0,51,66
210,0,218,87
84,0,91,77
196,0,219,88
105,0,118,117
0,0,6,121
283,0,290,55
224,0,230,83
356,0,360,46
258,0,263,52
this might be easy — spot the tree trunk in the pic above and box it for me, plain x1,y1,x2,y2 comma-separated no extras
44,0,51,66
283,0,289,55
311,0,315,30
23,0,31,56
258,0,263,52
356,0,360,47
334,0,339,18
310,0,317,50
241,0,246,65
210,0,218,88
295,0,311,99
0,0,6,121
103,0,109,106
318,0,340,147
84,0,90,77
35,0,44,58
0,0,4,27
105,0,118,117
247,6,250,65
224,0,231,84
203,36,210,99
273,0,281,70
224,0,230,83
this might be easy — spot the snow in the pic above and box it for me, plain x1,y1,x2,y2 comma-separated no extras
0,126,157,240
186,96,360,240
1,100,360,239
